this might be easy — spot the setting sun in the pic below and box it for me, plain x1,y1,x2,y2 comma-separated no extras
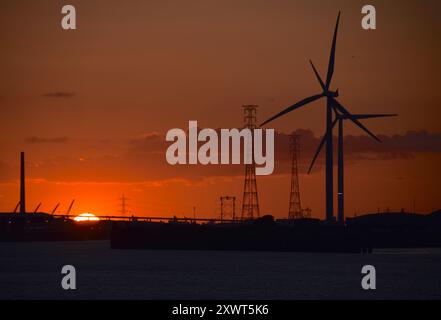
74,213,100,222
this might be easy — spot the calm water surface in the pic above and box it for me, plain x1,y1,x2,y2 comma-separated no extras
0,241,440,299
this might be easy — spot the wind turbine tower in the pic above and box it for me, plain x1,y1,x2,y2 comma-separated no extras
308,112,397,224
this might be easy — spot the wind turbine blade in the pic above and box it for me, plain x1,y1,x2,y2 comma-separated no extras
326,12,341,90
309,60,325,91
308,119,338,174
351,114,398,120
260,93,324,127
331,98,381,142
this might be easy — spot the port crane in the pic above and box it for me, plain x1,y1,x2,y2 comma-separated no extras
66,199,75,215
51,203,60,215
33,202,42,213
13,201,20,213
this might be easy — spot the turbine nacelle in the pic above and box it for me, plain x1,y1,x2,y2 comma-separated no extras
324,90,339,98
308,60,339,98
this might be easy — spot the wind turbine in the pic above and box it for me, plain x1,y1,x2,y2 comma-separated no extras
307,110,397,224
261,12,380,222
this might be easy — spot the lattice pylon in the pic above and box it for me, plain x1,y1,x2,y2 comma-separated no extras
241,105,260,220
119,194,129,215
220,196,236,221
288,134,302,219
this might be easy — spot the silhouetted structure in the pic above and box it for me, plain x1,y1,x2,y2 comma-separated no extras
241,105,260,220
33,203,42,213
66,199,75,215
0,152,111,241
111,215,364,253
111,210,441,253
288,135,302,219
261,12,388,222
308,113,396,224
119,194,129,215
2,151,440,250
51,203,60,215
220,196,236,221
20,152,26,213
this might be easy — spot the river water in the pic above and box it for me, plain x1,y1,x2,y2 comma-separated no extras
0,241,440,299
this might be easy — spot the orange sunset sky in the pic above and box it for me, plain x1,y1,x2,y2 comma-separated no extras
0,0,440,219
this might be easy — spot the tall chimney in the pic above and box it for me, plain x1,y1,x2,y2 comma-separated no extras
20,152,26,214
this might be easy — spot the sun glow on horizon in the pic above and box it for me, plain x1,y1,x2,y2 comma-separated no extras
74,213,100,222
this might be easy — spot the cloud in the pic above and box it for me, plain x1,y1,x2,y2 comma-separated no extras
25,136,69,144
140,132,160,140
346,130,441,154
3,129,441,184
274,129,441,172
129,131,161,145
280,129,441,157
42,92,75,98
0,160,15,182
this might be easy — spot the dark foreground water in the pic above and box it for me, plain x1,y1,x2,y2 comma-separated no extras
0,241,440,300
